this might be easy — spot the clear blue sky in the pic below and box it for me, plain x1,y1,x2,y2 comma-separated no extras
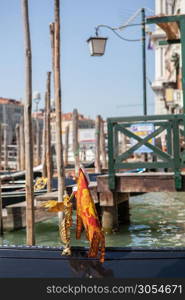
0,0,155,119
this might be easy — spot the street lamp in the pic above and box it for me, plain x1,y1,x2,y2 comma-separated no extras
87,36,107,56
87,8,148,116
33,91,41,112
51,98,55,111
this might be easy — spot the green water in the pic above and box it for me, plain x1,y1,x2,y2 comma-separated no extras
1,192,185,248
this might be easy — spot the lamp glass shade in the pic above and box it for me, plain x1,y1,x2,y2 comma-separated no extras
33,91,41,100
87,37,107,56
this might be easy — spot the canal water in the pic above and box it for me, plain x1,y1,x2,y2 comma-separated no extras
1,192,185,248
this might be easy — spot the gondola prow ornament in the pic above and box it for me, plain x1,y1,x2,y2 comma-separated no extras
42,168,105,263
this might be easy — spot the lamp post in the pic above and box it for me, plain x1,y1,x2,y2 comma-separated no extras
33,91,41,165
51,98,55,112
141,8,147,116
87,8,147,116
33,91,41,113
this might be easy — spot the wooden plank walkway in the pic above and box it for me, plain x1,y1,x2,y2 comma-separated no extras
97,172,185,193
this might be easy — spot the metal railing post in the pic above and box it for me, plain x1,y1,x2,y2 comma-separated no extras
108,121,115,190
173,118,182,190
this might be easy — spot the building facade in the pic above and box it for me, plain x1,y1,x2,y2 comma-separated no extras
0,98,97,161
50,112,95,144
152,0,185,114
0,97,24,144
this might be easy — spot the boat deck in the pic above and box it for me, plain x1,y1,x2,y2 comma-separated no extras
0,246,185,278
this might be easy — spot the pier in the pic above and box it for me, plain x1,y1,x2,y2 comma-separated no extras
31,170,185,234
97,172,185,193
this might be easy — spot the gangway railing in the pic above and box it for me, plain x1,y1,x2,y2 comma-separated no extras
107,114,185,190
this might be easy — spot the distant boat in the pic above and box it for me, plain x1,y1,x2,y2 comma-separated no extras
0,246,185,278
1,189,51,208
0,165,43,183
0,177,76,208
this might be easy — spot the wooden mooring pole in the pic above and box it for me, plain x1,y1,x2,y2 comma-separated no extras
100,117,107,169
3,124,8,171
15,124,21,171
45,71,52,192
42,106,47,178
0,123,3,236
49,22,55,175
101,192,130,234
35,112,41,166
54,0,65,210
0,124,1,169
22,0,35,245
49,22,55,86
0,179,3,236
95,115,101,173
72,109,80,175
64,124,69,167
19,117,25,170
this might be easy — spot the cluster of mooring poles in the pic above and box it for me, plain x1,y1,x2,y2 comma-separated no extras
0,0,109,242
21,0,65,244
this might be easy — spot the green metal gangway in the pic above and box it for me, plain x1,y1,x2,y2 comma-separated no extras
107,14,185,191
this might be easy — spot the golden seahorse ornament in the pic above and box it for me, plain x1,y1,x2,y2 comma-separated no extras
59,194,73,256
41,192,73,256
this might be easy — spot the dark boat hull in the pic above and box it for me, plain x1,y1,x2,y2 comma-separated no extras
1,190,49,208
0,246,185,278
1,177,75,208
